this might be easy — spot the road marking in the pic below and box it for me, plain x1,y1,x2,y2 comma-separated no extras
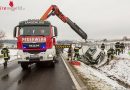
61,55,81,90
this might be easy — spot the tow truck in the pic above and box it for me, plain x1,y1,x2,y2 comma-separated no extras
13,5,87,69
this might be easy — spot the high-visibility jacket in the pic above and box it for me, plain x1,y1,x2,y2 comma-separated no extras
115,42,120,48
120,43,125,49
107,48,115,55
101,44,105,50
1,48,10,59
74,48,80,54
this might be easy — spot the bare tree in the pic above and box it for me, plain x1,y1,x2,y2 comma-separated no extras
0,30,5,39
0,30,5,48
123,36,128,41
103,38,107,42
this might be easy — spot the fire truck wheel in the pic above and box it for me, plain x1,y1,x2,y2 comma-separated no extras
21,63,28,70
50,62,55,68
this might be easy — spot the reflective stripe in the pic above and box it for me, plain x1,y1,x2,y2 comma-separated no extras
55,45,71,48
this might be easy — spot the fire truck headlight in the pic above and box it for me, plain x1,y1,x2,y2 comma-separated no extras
48,54,53,58
18,55,22,59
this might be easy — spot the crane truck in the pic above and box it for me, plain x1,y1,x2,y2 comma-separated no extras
13,5,87,69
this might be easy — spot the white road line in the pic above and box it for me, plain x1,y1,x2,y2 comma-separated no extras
61,54,81,90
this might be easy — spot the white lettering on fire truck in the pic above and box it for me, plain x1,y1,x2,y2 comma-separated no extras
22,37,46,43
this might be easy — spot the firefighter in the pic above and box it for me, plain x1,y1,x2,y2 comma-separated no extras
1,46,10,68
101,43,105,50
115,42,120,55
107,47,115,60
56,48,60,57
120,42,125,54
67,46,73,60
74,45,82,60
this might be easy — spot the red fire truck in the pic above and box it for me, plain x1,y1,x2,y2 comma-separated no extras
13,5,87,69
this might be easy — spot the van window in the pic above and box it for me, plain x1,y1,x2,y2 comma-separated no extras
86,47,97,55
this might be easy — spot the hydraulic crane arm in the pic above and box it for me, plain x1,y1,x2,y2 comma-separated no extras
40,5,87,40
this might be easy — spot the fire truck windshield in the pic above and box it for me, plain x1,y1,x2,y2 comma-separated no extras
19,26,50,36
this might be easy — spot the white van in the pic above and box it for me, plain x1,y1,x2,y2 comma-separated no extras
79,46,105,65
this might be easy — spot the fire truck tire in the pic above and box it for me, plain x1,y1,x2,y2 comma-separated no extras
21,63,28,70
50,61,55,68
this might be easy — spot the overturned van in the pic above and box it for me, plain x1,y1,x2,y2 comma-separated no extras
79,46,105,65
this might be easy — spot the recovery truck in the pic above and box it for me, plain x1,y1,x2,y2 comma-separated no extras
13,5,87,69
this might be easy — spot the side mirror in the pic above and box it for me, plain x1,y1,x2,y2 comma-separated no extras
13,26,19,38
53,26,58,37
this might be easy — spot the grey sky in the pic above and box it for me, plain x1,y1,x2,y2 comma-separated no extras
0,0,130,40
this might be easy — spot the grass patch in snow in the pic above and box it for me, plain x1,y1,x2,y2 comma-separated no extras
128,52,130,56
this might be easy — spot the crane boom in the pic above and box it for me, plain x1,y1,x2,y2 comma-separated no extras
40,5,87,40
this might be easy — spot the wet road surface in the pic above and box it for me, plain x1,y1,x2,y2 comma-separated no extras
0,57,75,90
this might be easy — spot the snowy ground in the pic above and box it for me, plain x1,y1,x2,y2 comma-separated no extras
0,49,18,65
74,62,127,90
63,47,130,90
99,49,130,89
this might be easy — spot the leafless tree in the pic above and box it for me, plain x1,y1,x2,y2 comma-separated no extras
123,36,128,41
0,30,5,39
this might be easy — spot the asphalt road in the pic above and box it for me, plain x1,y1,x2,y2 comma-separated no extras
0,57,75,90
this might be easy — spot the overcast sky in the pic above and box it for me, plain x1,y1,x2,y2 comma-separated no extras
0,0,130,40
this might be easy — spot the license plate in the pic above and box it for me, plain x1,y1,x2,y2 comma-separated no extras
30,55,39,58
29,44,40,48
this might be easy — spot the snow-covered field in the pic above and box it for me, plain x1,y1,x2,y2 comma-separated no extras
75,62,126,90
63,47,130,90
0,49,18,65
100,49,130,88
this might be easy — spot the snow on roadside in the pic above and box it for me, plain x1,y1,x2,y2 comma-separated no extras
74,62,127,90
117,50,130,59
100,49,130,88
100,60,130,86
0,49,18,65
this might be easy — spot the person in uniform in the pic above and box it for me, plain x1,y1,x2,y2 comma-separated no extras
107,47,115,59
107,47,115,64
120,42,125,54
115,42,120,55
1,46,10,68
74,44,82,60
101,43,105,50
67,46,73,61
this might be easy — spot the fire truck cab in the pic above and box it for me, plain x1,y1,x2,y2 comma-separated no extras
14,19,57,69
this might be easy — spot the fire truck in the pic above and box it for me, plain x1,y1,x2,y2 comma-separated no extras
13,5,87,69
